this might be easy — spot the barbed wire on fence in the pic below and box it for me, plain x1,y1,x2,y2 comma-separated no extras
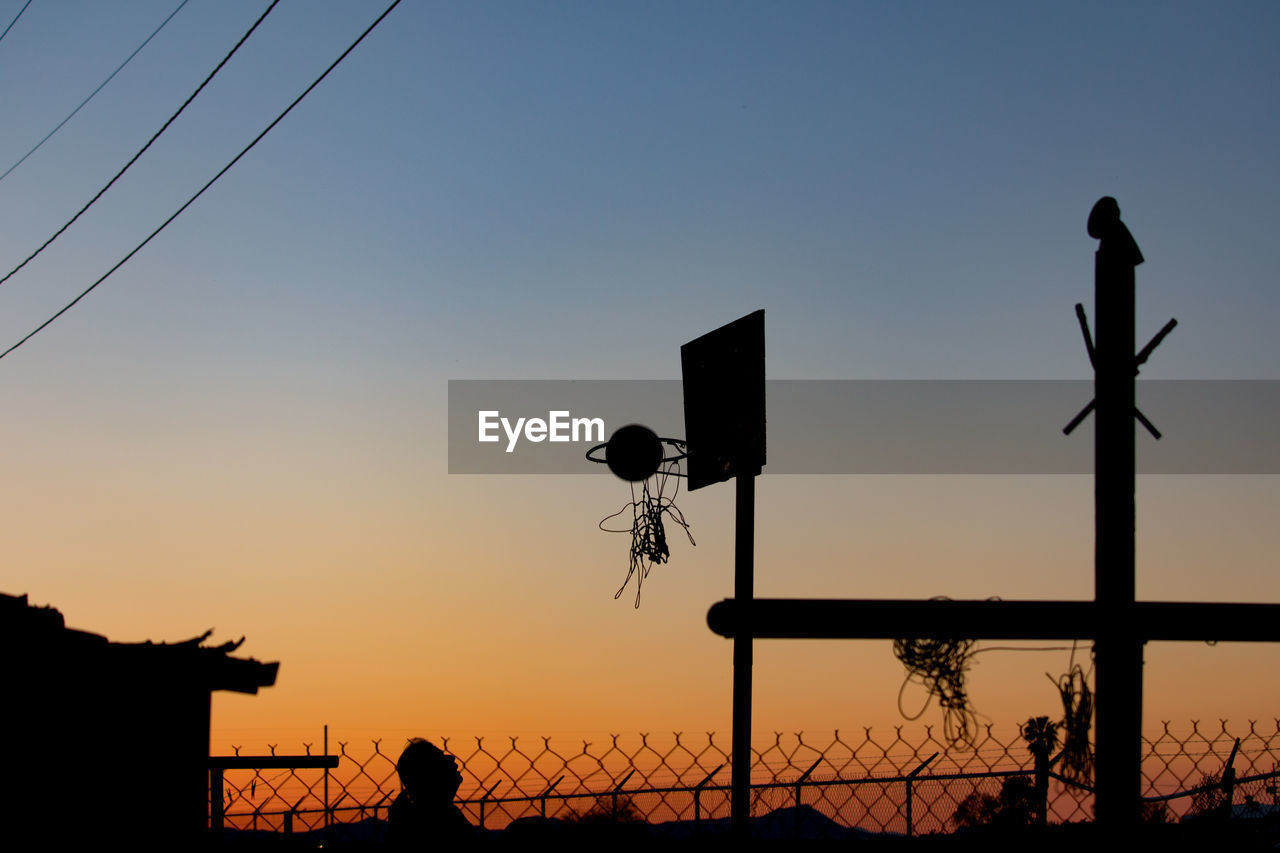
212,719,1280,838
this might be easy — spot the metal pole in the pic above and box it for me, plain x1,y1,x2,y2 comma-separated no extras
693,763,722,831
478,780,500,831
209,768,224,835
1223,738,1241,818
611,768,635,820
1033,745,1051,827
540,775,563,819
906,752,938,837
905,778,913,837
731,472,755,836
323,725,330,836
795,757,822,810
1091,197,1144,831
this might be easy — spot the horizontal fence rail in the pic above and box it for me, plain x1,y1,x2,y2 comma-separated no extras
210,720,1280,840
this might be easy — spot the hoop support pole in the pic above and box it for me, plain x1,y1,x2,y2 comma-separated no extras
730,471,755,837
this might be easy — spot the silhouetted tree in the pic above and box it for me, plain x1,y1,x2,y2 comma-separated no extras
952,775,1037,830
1188,772,1229,818
1140,800,1174,823
1021,716,1058,826
566,794,642,823
1021,716,1059,756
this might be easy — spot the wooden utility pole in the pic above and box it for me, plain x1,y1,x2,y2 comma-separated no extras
1088,196,1145,828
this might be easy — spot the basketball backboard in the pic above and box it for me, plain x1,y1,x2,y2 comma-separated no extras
680,310,766,490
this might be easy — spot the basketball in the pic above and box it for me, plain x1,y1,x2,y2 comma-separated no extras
605,424,663,482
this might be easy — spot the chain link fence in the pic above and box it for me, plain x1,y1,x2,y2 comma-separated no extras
212,719,1280,840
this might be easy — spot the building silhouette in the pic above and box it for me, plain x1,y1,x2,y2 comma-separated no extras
0,591,278,845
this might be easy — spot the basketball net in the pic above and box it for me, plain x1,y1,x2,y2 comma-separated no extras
599,461,694,607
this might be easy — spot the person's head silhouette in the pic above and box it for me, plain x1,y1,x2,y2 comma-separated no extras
396,738,462,803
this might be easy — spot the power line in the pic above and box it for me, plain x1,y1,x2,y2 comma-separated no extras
0,0,281,289
0,0,191,187
0,0,34,46
0,0,404,364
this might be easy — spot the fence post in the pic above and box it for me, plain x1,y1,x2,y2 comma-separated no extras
540,775,564,819
285,794,307,834
693,764,724,830
905,752,939,837
372,791,391,836
209,768,225,835
795,757,822,810
323,725,331,841
612,769,636,819
1222,738,1241,819
1033,746,1052,827
905,779,913,838
478,780,501,830
330,792,351,828
788,757,823,837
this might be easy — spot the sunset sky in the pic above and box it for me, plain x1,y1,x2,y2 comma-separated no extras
1,1,1278,755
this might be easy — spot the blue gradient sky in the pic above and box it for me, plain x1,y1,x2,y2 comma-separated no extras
0,1,1277,746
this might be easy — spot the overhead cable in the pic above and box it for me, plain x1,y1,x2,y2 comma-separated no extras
0,0,404,363
0,0,191,187
0,0,281,289
0,0,34,46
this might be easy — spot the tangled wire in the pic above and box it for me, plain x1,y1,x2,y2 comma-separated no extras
893,634,980,748
599,463,694,607
890,601,1097,761
1050,654,1094,785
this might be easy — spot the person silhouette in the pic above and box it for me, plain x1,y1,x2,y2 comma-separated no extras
388,738,475,848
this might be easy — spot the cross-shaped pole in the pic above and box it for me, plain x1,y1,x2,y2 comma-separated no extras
707,198,1280,833
1085,195,1146,828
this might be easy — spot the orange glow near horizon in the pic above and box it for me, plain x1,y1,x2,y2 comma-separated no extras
12,471,1275,761
182,474,1280,761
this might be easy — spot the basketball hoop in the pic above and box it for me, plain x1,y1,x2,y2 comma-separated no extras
587,424,695,607
585,424,687,482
